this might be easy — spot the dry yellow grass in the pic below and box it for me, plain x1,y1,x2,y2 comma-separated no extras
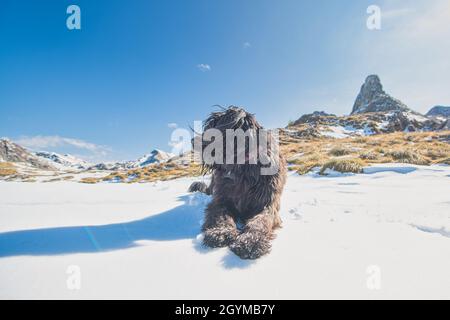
75,130,450,183
80,177,101,184
386,150,430,165
99,163,203,183
0,162,17,177
289,154,325,175
43,176,74,183
329,146,351,156
281,130,450,175
102,172,129,182
320,158,365,175
359,151,379,161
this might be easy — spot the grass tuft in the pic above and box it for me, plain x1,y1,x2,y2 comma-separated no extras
387,150,430,165
328,146,351,156
359,151,379,161
80,177,100,184
320,158,365,175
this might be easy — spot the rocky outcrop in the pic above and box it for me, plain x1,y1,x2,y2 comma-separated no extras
35,151,92,170
289,109,444,138
131,149,174,168
292,111,337,126
426,106,450,129
427,106,450,118
351,75,409,115
289,75,447,138
0,139,54,170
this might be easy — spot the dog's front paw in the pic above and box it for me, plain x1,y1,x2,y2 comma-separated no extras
229,231,271,260
203,227,238,248
188,181,208,193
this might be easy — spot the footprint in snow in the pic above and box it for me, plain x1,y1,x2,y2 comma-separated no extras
289,207,302,220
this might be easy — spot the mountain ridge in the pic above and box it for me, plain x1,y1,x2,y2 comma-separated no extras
0,139,55,170
289,75,448,138
0,138,175,173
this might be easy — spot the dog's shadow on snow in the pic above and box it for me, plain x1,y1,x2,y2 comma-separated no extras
0,194,210,258
0,193,256,269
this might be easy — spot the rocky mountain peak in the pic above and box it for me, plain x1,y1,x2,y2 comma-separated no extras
364,74,383,93
0,138,54,170
292,111,337,126
88,149,175,171
34,151,92,170
351,75,409,115
426,106,450,130
133,149,174,168
426,106,450,118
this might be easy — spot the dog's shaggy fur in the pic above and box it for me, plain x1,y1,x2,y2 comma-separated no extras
189,106,287,259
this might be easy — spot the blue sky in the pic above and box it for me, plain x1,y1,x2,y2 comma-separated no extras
1,0,449,162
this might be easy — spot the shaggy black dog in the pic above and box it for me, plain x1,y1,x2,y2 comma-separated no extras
189,106,287,259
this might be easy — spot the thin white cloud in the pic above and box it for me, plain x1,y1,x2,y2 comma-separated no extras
243,42,251,49
382,8,416,20
197,64,211,72
167,123,178,129
382,0,450,40
14,135,111,156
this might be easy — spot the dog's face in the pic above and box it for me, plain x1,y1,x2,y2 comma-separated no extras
193,106,277,174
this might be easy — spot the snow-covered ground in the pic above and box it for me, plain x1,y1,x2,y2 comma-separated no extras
321,125,374,138
0,164,449,299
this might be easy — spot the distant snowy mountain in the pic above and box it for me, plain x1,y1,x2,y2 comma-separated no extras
287,110,441,139
0,138,55,170
427,106,450,118
129,149,174,168
88,162,121,171
287,75,447,138
34,151,92,170
1,137,176,174
426,106,450,129
89,149,174,171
